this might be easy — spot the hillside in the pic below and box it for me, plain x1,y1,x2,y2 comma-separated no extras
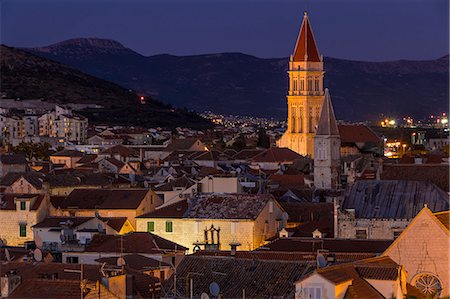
25,38,449,121
0,45,212,129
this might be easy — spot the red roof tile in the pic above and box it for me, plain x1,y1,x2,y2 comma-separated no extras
338,124,381,144
293,12,321,62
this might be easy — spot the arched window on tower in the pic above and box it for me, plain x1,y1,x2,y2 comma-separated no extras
309,107,314,132
315,80,319,92
291,106,296,133
299,107,303,133
300,80,305,91
307,79,312,92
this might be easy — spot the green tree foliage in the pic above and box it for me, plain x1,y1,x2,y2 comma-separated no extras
12,142,51,161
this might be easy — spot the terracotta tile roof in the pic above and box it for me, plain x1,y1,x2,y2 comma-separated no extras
100,145,137,157
186,193,274,220
0,172,44,188
60,188,150,210
75,154,97,164
342,180,450,219
49,195,66,208
137,200,188,218
0,194,45,211
104,217,129,232
269,173,305,189
261,237,392,254
338,124,381,144
165,138,203,152
434,210,450,231
316,257,399,298
192,150,231,161
194,250,376,263
163,255,312,298
96,254,171,271
0,153,27,164
381,164,449,192
154,176,195,192
85,232,187,253
293,12,321,62
33,216,93,228
104,157,125,168
252,147,304,163
9,279,81,299
51,149,84,157
232,149,265,160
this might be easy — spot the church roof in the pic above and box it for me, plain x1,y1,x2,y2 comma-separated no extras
292,12,321,62
316,88,339,136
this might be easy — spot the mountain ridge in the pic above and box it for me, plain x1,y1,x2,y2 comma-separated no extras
23,37,450,121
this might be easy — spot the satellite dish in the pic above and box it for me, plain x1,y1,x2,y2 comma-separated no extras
34,248,42,262
316,253,327,268
66,220,74,227
236,168,241,173
209,282,220,297
59,234,66,243
97,224,104,233
5,248,11,261
117,257,126,267
95,211,101,218
201,293,210,299
281,212,289,221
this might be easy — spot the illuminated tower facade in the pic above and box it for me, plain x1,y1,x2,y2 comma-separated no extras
277,12,324,158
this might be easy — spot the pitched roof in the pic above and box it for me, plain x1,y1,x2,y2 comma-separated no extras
32,216,93,228
313,257,399,298
85,232,187,253
0,153,27,164
433,210,450,231
252,147,304,163
104,157,125,168
0,194,45,211
60,188,150,209
0,172,44,188
261,237,392,254
342,180,450,219
192,150,231,161
186,193,275,220
137,200,188,218
51,149,84,157
163,255,311,298
269,173,305,189
104,217,129,232
95,254,171,271
316,88,339,136
292,12,321,62
338,124,381,144
232,149,265,160
100,145,137,157
165,138,203,152
381,164,449,192
154,176,195,192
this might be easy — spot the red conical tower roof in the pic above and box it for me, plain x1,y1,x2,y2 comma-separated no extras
292,12,321,62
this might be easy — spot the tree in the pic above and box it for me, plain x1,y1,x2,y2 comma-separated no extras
13,142,51,161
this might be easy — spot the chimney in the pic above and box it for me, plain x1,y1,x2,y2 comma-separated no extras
1,271,21,297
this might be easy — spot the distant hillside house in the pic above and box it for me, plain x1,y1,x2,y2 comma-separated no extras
136,193,285,252
338,180,449,240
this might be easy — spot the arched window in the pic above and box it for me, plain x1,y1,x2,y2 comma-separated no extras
413,274,442,296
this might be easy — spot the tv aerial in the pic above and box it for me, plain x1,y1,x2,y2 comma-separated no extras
117,257,126,267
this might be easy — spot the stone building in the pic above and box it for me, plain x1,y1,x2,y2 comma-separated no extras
337,180,449,240
313,89,341,190
136,193,286,252
277,12,324,158
383,207,449,297
0,193,48,246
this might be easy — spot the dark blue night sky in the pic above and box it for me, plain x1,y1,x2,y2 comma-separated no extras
1,0,448,61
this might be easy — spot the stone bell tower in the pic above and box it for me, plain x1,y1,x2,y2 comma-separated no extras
277,12,324,158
